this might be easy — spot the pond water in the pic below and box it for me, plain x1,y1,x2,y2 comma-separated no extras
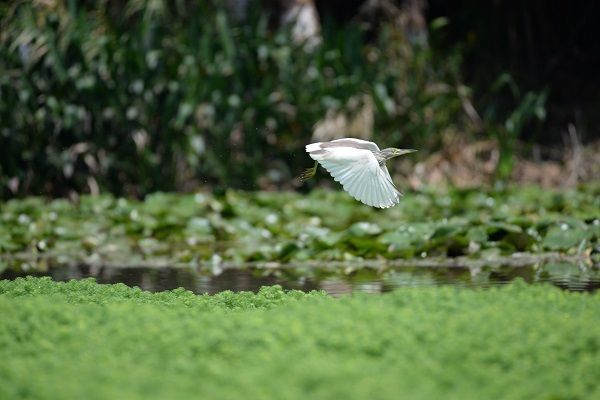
3,261,599,296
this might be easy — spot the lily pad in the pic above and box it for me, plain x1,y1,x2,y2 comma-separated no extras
542,226,591,250
502,232,536,251
347,222,382,237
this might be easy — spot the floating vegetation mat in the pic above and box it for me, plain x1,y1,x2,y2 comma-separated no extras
1,277,599,399
1,186,598,274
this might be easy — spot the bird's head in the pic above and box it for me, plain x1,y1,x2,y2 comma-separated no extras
380,148,418,160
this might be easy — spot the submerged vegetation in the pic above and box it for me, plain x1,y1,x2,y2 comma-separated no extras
1,185,598,273
1,277,599,399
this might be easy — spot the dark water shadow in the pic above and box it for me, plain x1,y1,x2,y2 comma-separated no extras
3,262,599,296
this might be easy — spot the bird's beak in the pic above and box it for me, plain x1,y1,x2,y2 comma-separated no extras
397,149,418,156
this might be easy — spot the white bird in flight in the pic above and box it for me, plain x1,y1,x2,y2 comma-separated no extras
300,138,417,208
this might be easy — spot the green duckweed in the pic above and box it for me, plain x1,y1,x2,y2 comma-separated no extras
1,277,599,399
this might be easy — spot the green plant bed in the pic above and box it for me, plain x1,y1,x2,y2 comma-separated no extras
1,277,599,399
1,185,598,272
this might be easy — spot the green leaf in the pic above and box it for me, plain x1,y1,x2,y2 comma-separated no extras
542,226,591,250
501,232,536,251
542,263,579,279
347,222,382,237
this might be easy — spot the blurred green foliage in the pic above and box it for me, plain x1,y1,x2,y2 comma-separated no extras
1,0,475,197
1,185,598,272
479,73,549,178
1,277,600,399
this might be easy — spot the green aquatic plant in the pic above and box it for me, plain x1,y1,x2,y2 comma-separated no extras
0,277,599,399
0,185,598,273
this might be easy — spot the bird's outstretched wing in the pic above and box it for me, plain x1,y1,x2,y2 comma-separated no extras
330,138,380,152
306,142,401,208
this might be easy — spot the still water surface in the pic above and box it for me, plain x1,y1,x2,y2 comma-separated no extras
4,261,598,296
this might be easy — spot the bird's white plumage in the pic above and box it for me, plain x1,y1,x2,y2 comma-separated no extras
305,138,401,208
330,138,380,152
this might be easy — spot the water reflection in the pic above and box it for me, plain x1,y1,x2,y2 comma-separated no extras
3,262,599,296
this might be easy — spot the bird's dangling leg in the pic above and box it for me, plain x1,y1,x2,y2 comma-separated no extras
298,161,318,182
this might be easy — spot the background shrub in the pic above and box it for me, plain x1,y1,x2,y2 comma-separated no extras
0,0,477,197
